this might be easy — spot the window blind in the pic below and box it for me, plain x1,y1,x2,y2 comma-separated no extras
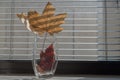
0,0,100,61
98,0,120,61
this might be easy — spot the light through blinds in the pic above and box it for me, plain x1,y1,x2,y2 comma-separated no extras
1,0,119,61
0,0,99,61
98,0,120,61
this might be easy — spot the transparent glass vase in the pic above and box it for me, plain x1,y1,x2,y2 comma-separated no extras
32,33,58,80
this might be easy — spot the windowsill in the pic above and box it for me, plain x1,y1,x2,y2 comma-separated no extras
0,75,120,80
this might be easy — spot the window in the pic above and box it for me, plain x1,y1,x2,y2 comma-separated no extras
98,0,120,61
0,0,119,61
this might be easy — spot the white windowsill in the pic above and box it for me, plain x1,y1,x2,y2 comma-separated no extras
0,75,120,80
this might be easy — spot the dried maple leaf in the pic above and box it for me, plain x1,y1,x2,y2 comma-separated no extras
17,2,67,35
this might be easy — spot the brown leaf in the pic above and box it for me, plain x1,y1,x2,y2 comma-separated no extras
17,2,67,35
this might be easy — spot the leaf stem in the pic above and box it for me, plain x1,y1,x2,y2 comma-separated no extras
42,32,48,51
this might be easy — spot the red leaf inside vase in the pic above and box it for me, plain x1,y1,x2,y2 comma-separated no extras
38,44,55,72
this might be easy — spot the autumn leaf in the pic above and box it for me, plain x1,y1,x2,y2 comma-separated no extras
17,2,67,35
